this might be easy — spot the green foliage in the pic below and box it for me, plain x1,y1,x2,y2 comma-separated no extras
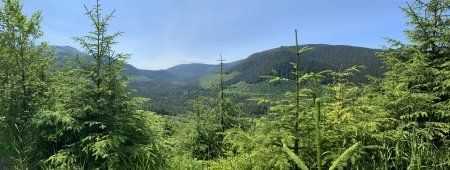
167,62,241,78
0,0,53,168
328,142,361,170
187,96,224,160
228,44,383,84
213,30,334,169
200,71,239,89
131,79,211,115
31,1,168,169
1,0,450,169
211,31,386,169
282,141,362,170
282,142,309,170
164,56,245,169
363,0,450,168
220,117,292,169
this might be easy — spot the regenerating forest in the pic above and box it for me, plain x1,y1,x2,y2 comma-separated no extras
1,0,450,169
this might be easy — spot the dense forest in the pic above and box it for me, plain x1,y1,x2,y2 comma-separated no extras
1,0,449,169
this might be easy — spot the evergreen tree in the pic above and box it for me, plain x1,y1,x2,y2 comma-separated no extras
378,0,450,137
185,96,223,160
40,1,166,169
182,55,241,161
370,0,450,168
0,0,52,168
217,30,330,169
216,55,241,132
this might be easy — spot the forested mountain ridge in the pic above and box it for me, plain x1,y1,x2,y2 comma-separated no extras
227,44,383,84
53,44,383,85
52,44,385,115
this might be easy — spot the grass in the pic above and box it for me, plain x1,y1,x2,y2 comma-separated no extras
199,71,240,89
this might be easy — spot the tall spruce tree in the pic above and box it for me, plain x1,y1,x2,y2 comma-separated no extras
377,0,450,145
381,0,450,135
41,1,166,169
372,0,450,168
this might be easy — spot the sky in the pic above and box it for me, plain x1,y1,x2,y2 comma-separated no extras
17,0,410,70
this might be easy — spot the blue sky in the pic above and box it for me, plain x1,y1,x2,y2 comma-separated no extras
19,0,409,70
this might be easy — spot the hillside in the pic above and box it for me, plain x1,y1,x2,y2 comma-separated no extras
227,44,384,84
198,44,385,115
51,44,385,115
166,60,242,78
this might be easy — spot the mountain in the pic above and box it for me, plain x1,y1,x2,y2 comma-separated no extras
51,44,385,115
53,46,90,64
53,46,242,82
166,63,219,78
166,60,243,78
52,45,179,82
226,44,384,84
53,46,83,59
196,44,385,115
122,64,178,82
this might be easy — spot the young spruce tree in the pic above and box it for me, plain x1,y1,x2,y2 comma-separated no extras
43,1,166,169
371,0,450,168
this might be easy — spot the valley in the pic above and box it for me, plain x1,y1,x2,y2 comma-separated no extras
1,0,449,169
54,44,384,115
